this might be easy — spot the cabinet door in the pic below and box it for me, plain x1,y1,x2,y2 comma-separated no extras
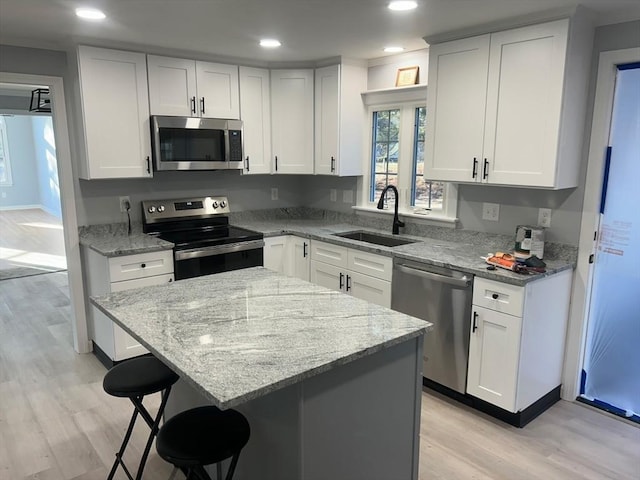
425,35,490,183
147,55,197,116
263,236,289,274
482,20,568,187
271,69,314,174
310,260,343,293
78,46,152,179
315,65,339,175
195,61,240,119
290,237,310,281
467,306,522,412
347,271,391,308
110,273,174,360
239,66,272,174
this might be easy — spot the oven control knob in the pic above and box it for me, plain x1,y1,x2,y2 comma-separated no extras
220,201,227,208
212,201,219,208
157,205,165,213
148,206,156,213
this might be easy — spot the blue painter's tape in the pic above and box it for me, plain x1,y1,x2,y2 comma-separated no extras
617,62,640,71
600,146,612,214
580,369,587,395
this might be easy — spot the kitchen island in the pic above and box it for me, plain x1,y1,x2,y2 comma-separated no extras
91,267,430,480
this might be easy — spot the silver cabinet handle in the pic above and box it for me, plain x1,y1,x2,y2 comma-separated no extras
395,264,472,288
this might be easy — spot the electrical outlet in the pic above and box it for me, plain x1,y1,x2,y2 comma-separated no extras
342,190,354,203
482,202,500,221
271,188,278,201
330,189,337,202
538,208,552,228
119,196,131,213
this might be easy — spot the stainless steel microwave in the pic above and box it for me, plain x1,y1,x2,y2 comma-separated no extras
151,116,243,171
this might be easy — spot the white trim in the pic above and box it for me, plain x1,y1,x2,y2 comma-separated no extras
352,205,458,227
561,47,640,401
0,72,90,354
0,204,42,211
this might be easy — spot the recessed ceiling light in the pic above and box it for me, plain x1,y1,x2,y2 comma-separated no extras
388,1,418,11
75,7,106,20
384,46,405,53
260,39,282,48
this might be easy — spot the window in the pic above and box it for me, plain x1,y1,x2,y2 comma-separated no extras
360,101,456,222
0,117,12,186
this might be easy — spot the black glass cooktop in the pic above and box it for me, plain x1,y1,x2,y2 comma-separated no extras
158,225,263,250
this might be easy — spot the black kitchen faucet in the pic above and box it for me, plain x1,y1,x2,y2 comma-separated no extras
376,185,404,235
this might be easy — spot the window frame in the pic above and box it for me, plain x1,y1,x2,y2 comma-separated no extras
356,100,458,224
0,117,13,187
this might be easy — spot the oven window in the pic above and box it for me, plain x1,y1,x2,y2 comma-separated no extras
159,128,225,162
175,249,263,280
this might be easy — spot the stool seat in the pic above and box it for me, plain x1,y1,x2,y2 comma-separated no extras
157,406,250,468
103,356,179,398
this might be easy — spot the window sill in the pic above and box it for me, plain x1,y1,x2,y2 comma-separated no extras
352,205,458,227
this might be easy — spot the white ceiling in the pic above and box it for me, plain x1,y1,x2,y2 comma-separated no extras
0,0,639,63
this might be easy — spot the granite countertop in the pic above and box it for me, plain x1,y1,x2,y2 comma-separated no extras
78,223,173,256
231,219,574,286
79,217,574,286
90,267,430,409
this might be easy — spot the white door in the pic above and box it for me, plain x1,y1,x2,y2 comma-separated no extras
315,65,339,175
78,46,152,179
310,260,343,293
271,69,314,174
110,273,174,360
467,306,521,412
347,271,391,308
239,66,272,174
483,20,568,187
425,35,490,183
582,63,640,418
263,236,289,274
290,237,310,281
195,61,240,119
147,55,197,116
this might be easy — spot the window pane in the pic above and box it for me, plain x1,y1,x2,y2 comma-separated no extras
371,109,401,202
374,174,398,205
375,111,389,142
389,110,400,141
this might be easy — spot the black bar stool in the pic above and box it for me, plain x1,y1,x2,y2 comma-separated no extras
103,355,179,480
156,406,251,480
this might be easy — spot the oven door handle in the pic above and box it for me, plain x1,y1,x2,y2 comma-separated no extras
175,240,265,261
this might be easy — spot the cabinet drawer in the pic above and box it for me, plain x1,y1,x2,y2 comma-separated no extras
310,240,348,268
347,250,392,281
473,277,524,317
109,250,174,282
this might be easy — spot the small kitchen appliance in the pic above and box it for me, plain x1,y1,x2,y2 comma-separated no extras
514,225,545,260
142,196,263,280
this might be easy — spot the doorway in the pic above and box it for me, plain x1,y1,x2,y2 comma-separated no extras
580,63,640,421
0,72,89,354
0,97,66,279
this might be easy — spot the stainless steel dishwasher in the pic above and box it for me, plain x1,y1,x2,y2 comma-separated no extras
391,258,473,394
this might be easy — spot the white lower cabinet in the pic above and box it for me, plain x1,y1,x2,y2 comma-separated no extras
82,248,174,363
466,270,572,413
263,235,310,281
310,240,392,308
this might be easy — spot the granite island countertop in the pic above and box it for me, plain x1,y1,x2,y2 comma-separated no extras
79,217,575,286
90,267,430,409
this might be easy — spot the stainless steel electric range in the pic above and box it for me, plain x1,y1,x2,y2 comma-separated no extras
142,196,264,280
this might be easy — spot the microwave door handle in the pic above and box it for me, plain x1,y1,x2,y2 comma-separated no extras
224,129,231,164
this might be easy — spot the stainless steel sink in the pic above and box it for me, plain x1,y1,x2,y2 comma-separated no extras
333,231,418,247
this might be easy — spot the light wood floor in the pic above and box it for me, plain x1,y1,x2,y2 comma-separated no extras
0,208,66,273
1,273,638,480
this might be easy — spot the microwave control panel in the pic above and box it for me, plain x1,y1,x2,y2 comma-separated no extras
229,130,243,162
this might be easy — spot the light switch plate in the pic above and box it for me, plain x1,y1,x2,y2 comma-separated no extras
482,202,500,221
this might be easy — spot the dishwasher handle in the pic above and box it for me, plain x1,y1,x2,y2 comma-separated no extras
395,263,472,288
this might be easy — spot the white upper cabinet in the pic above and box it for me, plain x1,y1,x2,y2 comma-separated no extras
426,35,490,183
315,63,367,176
147,55,240,119
425,18,592,189
270,69,314,174
239,66,272,174
77,46,152,179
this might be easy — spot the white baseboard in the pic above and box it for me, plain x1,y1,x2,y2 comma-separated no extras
0,204,42,211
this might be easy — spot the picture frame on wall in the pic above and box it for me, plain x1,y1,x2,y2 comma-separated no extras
395,66,419,87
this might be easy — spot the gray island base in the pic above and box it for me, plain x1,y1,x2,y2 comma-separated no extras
91,267,429,480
